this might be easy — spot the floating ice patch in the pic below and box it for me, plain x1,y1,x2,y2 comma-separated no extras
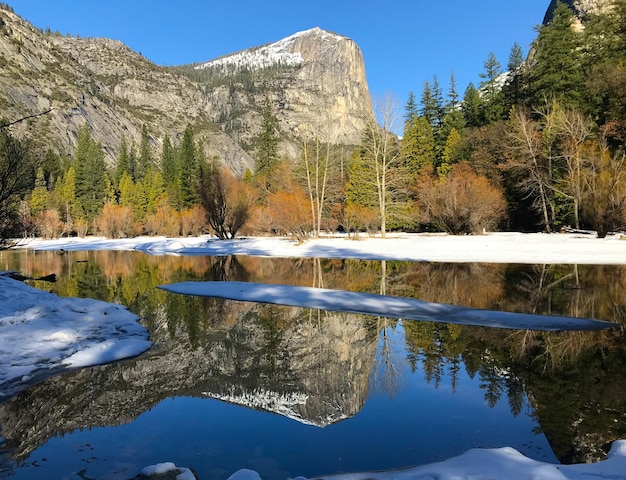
159,281,618,332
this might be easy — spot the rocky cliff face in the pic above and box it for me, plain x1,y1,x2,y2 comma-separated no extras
543,0,615,28
0,7,373,172
194,27,373,157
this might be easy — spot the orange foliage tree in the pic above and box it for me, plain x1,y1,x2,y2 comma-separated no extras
181,205,207,236
266,183,312,242
95,203,140,238
35,209,63,239
417,162,507,234
144,198,181,236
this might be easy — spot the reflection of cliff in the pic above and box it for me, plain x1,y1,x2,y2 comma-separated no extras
0,298,375,462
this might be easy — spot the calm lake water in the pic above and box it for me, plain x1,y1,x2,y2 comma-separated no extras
1,249,625,480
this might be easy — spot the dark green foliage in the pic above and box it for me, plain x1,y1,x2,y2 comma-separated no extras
401,115,435,175
479,52,505,123
420,79,443,129
461,83,483,128
177,124,200,209
136,124,152,181
72,124,109,221
529,1,585,109
114,137,132,187
254,96,279,180
404,91,418,123
502,43,527,111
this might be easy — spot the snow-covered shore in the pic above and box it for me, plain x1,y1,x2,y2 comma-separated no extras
15,231,626,264
0,271,151,401
140,441,626,480
4,232,626,479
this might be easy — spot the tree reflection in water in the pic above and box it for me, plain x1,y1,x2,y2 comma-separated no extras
1,249,626,466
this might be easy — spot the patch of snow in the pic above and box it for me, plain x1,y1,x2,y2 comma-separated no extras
139,462,197,480
0,272,151,400
196,27,343,72
144,439,626,480
17,232,626,265
203,387,347,427
159,281,618,332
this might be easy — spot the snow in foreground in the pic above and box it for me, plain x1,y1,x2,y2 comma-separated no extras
0,272,151,400
160,281,618,331
17,231,626,264
141,440,626,480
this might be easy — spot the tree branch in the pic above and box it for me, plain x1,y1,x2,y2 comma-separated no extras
0,109,53,129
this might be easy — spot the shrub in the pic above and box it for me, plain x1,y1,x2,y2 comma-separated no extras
181,205,207,236
95,203,140,238
145,200,181,236
417,162,507,234
35,209,63,239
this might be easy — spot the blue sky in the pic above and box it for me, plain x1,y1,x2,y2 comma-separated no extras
11,1,549,107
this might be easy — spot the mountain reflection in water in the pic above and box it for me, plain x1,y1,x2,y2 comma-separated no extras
0,250,625,478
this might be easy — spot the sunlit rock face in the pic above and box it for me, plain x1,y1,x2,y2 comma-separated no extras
0,301,376,461
196,27,374,157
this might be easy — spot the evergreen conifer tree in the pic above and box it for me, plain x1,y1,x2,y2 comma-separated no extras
73,124,108,220
404,91,418,124
529,1,584,109
30,167,49,215
462,83,483,128
401,116,436,176
255,96,279,179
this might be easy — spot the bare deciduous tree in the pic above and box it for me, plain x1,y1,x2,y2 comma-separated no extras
0,128,37,244
506,107,554,232
417,162,507,234
361,94,404,238
199,164,255,240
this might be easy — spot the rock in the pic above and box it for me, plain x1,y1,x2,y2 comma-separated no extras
0,8,373,174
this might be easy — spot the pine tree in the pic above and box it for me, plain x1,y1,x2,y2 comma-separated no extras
160,136,177,187
255,96,279,179
136,124,152,181
177,124,199,209
529,1,584,109
73,124,109,220
143,167,165,215
431,75,445,126
446,72,459,111
345,148,376,209
404,91,418,123
508,42,524,72
462,83,483,128
401,116,436,175
437,128,462,178
30,167,49,215
480,52,504,123
115,137,131,187
420,80,442,129
503,42,526,111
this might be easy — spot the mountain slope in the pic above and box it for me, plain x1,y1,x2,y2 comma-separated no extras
0,6,373,172
180,26,374,157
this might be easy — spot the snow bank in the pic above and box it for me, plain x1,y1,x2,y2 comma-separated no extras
18,232,626,264
138,440,626,480
0,272,152,400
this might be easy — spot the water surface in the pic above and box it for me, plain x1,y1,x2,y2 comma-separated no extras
1,250,625,479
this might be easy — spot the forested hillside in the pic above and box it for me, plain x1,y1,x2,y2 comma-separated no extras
1,1,626,243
